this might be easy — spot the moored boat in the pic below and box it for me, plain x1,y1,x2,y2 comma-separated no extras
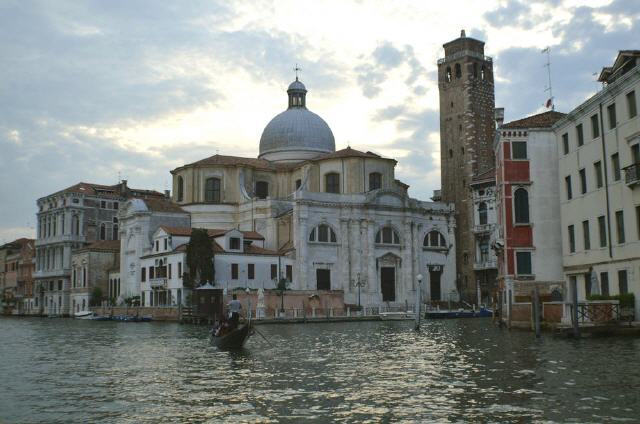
74,311,94,319
379,311,415,320
426,307,493,319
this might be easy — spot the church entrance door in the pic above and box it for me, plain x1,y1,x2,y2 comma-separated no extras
381,267,396,302
429,269,442,301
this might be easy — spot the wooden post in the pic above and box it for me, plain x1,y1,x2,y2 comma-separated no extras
571,278,580,337
533,287,541,338
507,289,512,329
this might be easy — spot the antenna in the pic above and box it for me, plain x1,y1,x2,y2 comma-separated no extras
542,47,554,110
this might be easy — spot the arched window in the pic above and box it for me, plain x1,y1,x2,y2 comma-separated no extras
325,173,340,194
100,223,106,240
112,225,119,241
309,224,337,243
369,172,382,190
205,177,221,203
478,202,488,225
481,65,486,80
255,181,269,199
445,66,452,83
424,230,446,248
376,226,400,245
455,63,461,78
177,176,184,202
514,188,529,224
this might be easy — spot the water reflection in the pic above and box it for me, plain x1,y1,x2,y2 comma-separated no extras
1,318,640,423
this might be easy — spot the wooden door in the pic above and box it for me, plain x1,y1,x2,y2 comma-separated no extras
381,267,395,302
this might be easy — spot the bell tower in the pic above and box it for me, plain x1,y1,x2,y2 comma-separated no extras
437,30,495,300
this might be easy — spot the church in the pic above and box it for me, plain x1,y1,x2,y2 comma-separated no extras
168,77,458,308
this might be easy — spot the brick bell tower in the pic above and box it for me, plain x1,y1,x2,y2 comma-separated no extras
437,30,495,301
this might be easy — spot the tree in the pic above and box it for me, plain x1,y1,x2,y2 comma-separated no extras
184,228,215,288
276,277,290,313
90,287,104,307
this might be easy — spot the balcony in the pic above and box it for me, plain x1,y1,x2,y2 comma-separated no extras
473,259,497,270
150,278,167,288
472,224,494,234
623,162,640,187
35,234,86,246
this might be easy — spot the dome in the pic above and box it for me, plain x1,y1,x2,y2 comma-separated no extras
258,79,335,163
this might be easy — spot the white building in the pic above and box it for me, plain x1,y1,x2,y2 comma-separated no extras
168,78,458,308
554,51,640,314
139,226,293,306
118,197,190,301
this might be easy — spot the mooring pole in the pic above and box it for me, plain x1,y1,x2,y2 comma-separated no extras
415,274,423,331
571,278,580,337
533,287,541,338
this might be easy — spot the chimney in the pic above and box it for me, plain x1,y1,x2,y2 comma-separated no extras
461,29,466,38
164,190,170,199
494,108,504,128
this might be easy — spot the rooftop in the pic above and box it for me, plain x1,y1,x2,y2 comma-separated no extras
501,111,566,129
42,181,164,201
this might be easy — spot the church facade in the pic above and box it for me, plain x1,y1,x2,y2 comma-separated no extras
169,78,458,307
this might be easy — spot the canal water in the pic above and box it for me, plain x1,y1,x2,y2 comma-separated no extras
1,318,639,423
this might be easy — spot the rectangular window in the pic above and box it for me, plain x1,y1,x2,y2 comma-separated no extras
113,202,119,210
369,172,382,190
271,264,277,280
594,161,603,188
296,179,302,189
591,114,600,138
230,237,240,250
149,266,154,279
164,238,167,250
607,103,617,129
576,124,584,146
231,264,238,280
178,262,182,279
248,264,255,280
316,269,330,290
155,240,159,252
168,263,172,279
565,175,572,200
562,133,569,154
568,225,575,253
584,273,592,298
628,91,638,118
100,200,106,209
582,220,590,250
579,168,587,194
205,178,221,203
598,215,607,247
616,210,625,244
515,251,532,275
600,272,610,296
286,265,293,282
325,173,340,194
618,270,628,294
612,153,621,181
141,267,146,282
511,141,527,159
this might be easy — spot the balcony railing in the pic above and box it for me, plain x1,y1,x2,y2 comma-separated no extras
472,224,494,234
150,278,167,288
473,259,497,270
623,162,640,186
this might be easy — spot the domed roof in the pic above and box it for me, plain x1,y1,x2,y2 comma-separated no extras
259,79,335,161
288,79,306,91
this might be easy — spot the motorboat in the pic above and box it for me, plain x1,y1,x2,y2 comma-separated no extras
426,307,493,319
379,311,416,320
74,311,94,319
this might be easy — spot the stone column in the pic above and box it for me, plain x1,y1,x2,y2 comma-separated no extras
350,219,361,293
298,213,308,290
367,220,376,294
340,218,350,292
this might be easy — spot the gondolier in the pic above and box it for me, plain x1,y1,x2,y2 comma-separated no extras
228,294,242,326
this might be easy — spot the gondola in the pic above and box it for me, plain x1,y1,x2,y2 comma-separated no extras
211,320,253,349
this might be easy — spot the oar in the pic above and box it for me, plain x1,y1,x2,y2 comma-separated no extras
253,326,274,347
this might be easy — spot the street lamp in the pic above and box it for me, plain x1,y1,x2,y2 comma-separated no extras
353,273,366,311
415,274,423,331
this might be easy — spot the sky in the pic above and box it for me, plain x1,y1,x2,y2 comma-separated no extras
0,0,638,243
